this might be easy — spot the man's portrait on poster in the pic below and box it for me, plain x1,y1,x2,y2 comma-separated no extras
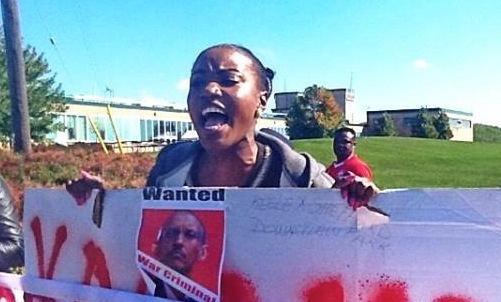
138,209,224,301
155,211,208,276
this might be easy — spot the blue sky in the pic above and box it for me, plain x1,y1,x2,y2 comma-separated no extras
19,0,501,126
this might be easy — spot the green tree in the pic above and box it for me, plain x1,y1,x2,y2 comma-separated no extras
286,85,343,139
473,124,501,143
286,91,322,139
433,110,453,140
0,36,66,144
374,112,397,136
411,107,438,139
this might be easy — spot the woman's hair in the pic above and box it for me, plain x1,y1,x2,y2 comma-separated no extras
194,44,275,99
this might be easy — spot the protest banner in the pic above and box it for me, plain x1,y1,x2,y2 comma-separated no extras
14,187,501,301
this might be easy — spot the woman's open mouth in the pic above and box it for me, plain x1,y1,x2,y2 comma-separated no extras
201,107,229,131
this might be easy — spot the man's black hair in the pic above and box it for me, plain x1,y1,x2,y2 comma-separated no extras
333,127,356,138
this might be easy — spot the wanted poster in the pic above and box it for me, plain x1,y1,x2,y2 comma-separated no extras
138,187,226,302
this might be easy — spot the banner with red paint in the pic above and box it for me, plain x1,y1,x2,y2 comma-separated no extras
20,187,501,301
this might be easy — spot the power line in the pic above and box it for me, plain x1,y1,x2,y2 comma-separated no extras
32,0,74,87
73,0,106,94
48,36,74,86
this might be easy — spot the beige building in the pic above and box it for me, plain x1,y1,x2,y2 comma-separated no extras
273,88,356,124
51,95,287,145
365,108,473,142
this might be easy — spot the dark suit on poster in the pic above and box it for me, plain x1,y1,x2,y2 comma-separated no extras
152,276,198,302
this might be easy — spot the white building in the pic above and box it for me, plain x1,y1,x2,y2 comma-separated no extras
50,95,287,145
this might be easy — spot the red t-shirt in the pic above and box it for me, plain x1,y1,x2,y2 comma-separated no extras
326,154,373,180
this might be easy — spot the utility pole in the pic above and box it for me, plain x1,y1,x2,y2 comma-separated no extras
1,0,31,154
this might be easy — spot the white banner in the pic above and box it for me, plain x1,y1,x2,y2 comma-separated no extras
18,187,501,301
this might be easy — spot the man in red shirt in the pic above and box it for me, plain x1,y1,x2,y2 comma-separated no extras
326,127,373,181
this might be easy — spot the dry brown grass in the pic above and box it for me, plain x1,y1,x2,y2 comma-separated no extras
1,144,157,218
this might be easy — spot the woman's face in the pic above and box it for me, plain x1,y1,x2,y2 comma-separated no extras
187,47,264,152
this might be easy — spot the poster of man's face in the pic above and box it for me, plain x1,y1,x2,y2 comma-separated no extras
154,211,208,276
137,207,225,301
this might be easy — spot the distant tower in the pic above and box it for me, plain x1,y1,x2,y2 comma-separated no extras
330,88,355,124
346,72,355,123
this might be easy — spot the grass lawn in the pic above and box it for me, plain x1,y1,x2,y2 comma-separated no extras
293,137,501,190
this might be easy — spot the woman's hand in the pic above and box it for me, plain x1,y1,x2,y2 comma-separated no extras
333,172,379,210
65,170,104,206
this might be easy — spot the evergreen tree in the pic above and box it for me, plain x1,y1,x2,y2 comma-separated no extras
411,107,438,138
374,112,397,136
0,35,66,144
434,110,453,140
286,85,343,139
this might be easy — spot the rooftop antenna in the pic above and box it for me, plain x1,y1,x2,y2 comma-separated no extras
349,72,353,90
105,86,114,98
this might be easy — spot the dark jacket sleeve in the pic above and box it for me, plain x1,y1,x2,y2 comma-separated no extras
0,175,24,271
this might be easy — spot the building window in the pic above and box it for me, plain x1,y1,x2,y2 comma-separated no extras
87,116,106,142
450,118,471,128
146,120,153,140
68,127,75,140
67,116,76,140
140,119,147,141
66,115,87,141
76,116,87,141
159,121,165,136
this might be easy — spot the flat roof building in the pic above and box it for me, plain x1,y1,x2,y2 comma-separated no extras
366,108,473,142
273,88,356,124
49,95,287,146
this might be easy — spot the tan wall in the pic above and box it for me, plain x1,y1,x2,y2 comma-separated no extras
66,103,192,122
446,111,473,142
256,118,286,129
450,127,473,142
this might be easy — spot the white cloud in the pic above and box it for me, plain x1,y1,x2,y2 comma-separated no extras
176,78,190,91
412,59,430,69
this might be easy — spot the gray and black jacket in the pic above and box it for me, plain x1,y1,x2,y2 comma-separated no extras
0,175,24,272
147,130,334,188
